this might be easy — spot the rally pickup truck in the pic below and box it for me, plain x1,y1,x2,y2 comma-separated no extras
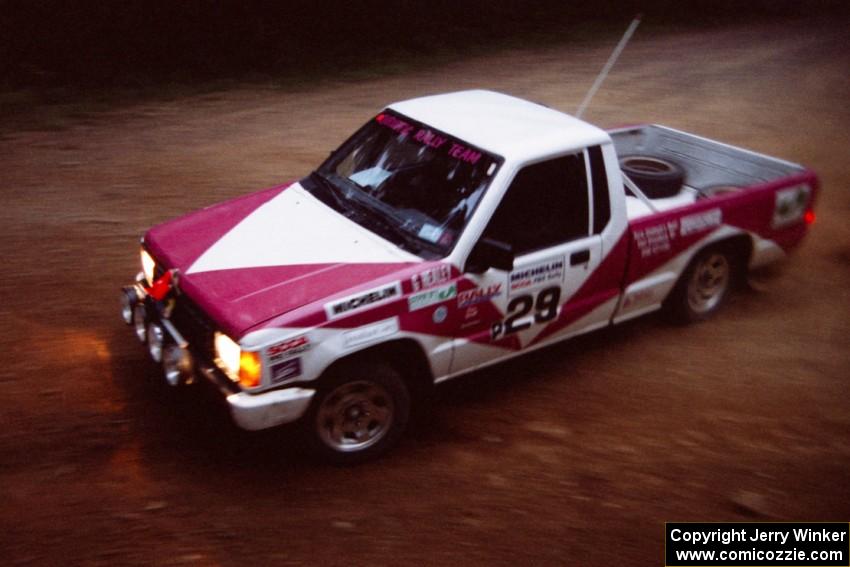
121,90,817,462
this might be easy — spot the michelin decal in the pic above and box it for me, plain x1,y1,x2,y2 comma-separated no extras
325,282,402,320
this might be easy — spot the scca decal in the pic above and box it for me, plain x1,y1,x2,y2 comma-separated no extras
325,281,402,320
267,335,310,362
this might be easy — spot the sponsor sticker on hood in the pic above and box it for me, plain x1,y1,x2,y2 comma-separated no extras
325,281,402,320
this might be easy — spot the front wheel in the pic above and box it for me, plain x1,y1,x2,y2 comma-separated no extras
306,360,411,464
666,248,734,323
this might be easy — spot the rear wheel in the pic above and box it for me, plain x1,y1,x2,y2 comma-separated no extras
667,247,734,323
306,359,410,464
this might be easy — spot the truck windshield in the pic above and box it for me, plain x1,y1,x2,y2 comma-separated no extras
310,110,501,258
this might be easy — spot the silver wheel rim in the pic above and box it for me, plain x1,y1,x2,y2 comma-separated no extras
316,380,394,453
687,253,730,314
133,303,147,342
147,322,164,362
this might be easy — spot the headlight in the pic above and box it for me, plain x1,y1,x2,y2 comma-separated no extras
141,248,156,285
214,332,262,389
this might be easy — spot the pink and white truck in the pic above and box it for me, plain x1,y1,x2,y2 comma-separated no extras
121,90,817,462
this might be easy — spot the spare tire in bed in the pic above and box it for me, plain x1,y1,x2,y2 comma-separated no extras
699,184,742,199
619,155,685,199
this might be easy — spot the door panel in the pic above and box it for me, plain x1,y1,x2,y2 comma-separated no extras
447,145,628,376
450,235,603,373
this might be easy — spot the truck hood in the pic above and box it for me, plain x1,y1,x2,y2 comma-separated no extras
145,182,421,336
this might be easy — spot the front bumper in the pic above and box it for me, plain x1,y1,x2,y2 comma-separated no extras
121,274,315,431
226,387,315,431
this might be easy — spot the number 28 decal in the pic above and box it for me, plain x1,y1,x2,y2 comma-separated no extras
491,286,561,340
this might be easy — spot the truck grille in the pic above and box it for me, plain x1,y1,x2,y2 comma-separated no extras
169,294,216,361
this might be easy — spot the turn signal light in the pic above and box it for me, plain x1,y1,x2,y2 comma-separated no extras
804,210,815,225
239,351,262,389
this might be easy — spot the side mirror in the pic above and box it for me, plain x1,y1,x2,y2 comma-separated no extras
466,237,514,274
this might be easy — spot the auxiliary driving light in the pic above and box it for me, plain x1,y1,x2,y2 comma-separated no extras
140,248,156,286
147,322,165,362
162,343,193,387
133,303,148,343
121,286,138,325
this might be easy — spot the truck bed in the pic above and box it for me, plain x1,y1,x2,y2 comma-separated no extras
609,125,807,219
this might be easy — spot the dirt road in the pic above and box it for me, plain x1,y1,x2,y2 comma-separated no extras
1,16,849,566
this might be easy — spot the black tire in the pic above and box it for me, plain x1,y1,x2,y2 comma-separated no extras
665,247,734,323
305,358,411,465
619,155,685,199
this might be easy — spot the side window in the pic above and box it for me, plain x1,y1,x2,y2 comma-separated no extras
482,153,589,255
588,145,610,234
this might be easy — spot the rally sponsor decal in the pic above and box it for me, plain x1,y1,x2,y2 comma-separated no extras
432,306,448,323
772,184,811,229
457,283,502,308
679,208,722,236
375,114,483,165
325,281,402,320
267,335,310,362
633,222,675,257
270,358,301,384
509,256,565,295
633,208,722,258
343,318,400,348
411,264,452,292
408,283,457,311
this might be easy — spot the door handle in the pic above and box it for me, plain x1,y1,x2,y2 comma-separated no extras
570,249,590,266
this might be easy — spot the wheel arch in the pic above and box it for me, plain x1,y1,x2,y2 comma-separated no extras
317,338,435,405
673,232,753,292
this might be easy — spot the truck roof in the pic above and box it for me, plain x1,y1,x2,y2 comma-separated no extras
388,90,611,163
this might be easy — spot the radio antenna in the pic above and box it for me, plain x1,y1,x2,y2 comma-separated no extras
575,14,642,119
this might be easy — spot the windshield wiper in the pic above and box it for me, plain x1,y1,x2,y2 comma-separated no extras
352,201,427,254
311,171,439,257
309,171,350,213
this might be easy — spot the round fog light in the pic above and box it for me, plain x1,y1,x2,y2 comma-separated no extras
163,344,193,387
121,287,137,325
133,303,148,343
147,322,165,362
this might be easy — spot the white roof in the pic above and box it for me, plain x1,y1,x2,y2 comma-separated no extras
388,90,610,163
